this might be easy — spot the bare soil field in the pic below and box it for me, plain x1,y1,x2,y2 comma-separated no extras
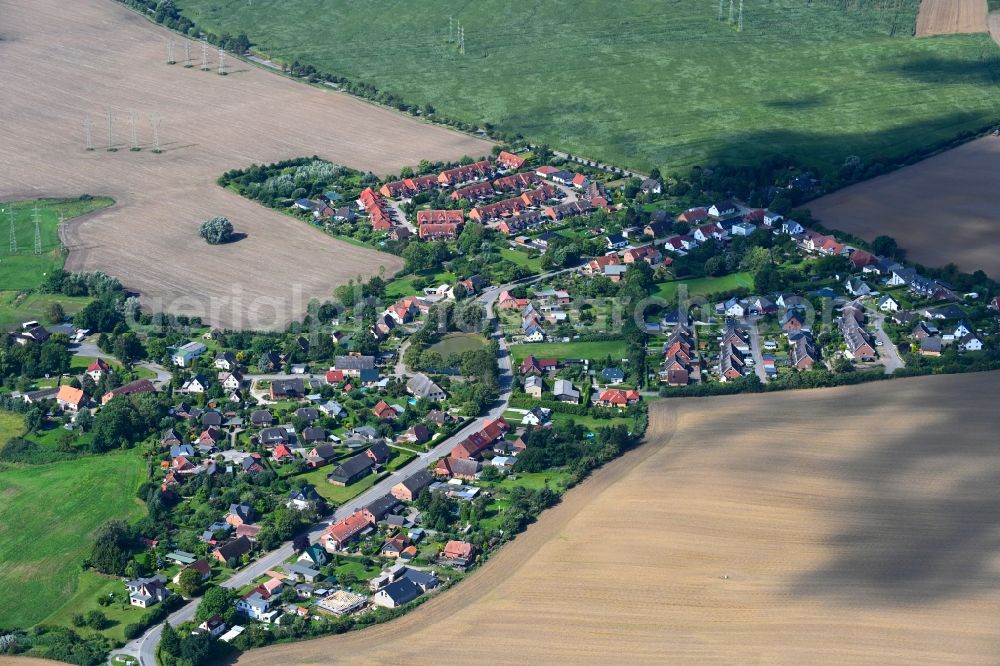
916,0,988,35
810,136,1000,278
232,372,1000,665
0,0,492,329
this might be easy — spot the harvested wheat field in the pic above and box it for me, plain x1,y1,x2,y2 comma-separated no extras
810,136,1000,278
233,372,1000,665
916,0,987,35
0,0,491,328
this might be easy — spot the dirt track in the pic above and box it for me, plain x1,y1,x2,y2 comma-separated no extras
226,372,1000,665
916,0,988,35
810,136,1000,278
0,0,492,328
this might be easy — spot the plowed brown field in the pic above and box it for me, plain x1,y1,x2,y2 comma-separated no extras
916,0,987,35
810,136,1000,278
0,0,492,328
224,372,1000,665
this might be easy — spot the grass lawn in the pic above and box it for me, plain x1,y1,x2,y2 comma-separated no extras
501,470,573,493
0,410,25,444
385,269,458,300
0,291,93,332
653,272,754,301
0,451,147,628
548,411,632,433
500,248,542,273
297,467,385,505
509,339,625,364
428,332,489,357
174,0,1000,173
386,451,417,471
41,570,149,642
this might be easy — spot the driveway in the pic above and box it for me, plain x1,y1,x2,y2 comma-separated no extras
745,319,769,384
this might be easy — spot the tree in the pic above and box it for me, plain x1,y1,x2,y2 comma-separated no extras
871,235,898,259
199,216,234,245
196,585,237,623
177,566,202,598
84,610,107,630
46,301,66,324
89,520,133,576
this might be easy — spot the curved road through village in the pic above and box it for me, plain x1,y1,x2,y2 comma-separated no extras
113,281,535,664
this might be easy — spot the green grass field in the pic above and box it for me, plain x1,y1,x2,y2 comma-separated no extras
174,0,1000,172
0,452,147,628
500,248,543,273
0,197,114,330
0,197,114,290
509,339,625,363
429,332,489,357
653,272,754,301
297,467,385,505
0,410,25,444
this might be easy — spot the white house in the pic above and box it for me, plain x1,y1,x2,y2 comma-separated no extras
781,220,804,235
878,294,900,312
724,298,746,318
708,201,737,218
524,375,544,399
219,371,242,392
953,320,972,339
236,591,281,623
180,375,208,394
763,212,784,227
172,342,207,368
731,221,756,236
959,333,984,351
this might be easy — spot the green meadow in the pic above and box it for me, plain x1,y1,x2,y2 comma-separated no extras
175,0,1000,172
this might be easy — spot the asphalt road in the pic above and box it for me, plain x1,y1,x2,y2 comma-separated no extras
873,312,905,374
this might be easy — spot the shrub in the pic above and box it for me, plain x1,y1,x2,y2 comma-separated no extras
199,217,234,245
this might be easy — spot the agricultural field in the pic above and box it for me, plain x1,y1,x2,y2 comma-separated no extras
0,452,147,629
0,0,491,329
509,339,626,364
916,0,988,35
809,135,1000,277
175,0,1000,173
238,371,1000,665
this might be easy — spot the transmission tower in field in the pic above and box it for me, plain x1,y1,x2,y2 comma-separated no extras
7,208,16,254
107,109,115,151
151,114,162,153
201,42,210,71
167,40,176,64
129,111,140,150
184,41,193,67
218,48,226,75
459,25,465,55
32,205,42,255
738,0,744,31
84,115,94,151
729,0,735,23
